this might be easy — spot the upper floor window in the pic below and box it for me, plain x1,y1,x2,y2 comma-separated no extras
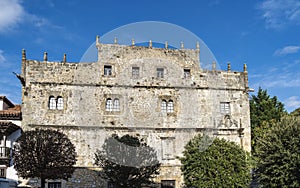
161,100,167,113
220,102,230,114
106,98,113,111
132,67,140,78
104,65,112,76
57,97,64,110
106,98,120,112
161,99,174,113
157,68,164,78
49,96,56,110
167,100,174,113
49,96,64,110
184,69,191,78
113,99,120,111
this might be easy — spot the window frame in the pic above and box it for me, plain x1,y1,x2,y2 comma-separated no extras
49,96,56,110
106,98,113,112
167,100,174,113
104,65,113,76
131,66,140,79
48,182,61,188
157,68,164,78
161,180,176,188
0,168,6,178
56,96,64,110
220,102,230,114
183,68,191,78
113,98,120,112
161,100,167,113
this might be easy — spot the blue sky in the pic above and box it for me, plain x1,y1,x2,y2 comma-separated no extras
0,0,300,112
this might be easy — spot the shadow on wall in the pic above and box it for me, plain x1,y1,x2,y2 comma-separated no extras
17,168,107,188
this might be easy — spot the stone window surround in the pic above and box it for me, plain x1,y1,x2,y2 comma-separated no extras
161,136,175,160
161,180,176,188
48,95,65,111
220,102,231,114
105,98,120,112
159,96,176,115
131,66,140,79
156,66,167,79
183,68,191,78
103,94,122,114
161,99,174,113
103,64,113,77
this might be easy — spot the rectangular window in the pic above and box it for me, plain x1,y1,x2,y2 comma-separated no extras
167,100,174,113
107,182,115,188
220,102,230,114
132,67,139,78
161,100,167,113
113,99,120,112
184,69,191,78
0,168,5,178
161,137,175,160
48,182,61,188
104,65,112,76
49,96,56,110
56,97,64,110
157,68,164,78
161,180,175,188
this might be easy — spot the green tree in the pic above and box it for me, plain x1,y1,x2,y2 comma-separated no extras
250,87,286,153
255,116,300,187
290,107,300,116
14,129,77,188
180,134,251,187
94,134,160,188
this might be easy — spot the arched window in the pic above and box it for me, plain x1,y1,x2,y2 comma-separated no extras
57,96,64,110
113,98,120,111
161,100,167,113
106,98,113,111
167,100,174,113
49,96,56,110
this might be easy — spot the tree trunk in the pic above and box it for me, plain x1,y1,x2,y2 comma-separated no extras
41,177,46,188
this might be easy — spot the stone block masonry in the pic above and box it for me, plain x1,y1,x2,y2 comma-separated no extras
20,38,251,188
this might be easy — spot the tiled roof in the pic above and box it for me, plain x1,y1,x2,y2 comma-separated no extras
0,105,22,120
0,121,21,135
0,96,14,108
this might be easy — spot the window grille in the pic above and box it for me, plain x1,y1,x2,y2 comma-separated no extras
104,65,112,76
161,100,167,113
157,68,164,78
106,98,113,111
57,97,64,110
49,96,56,110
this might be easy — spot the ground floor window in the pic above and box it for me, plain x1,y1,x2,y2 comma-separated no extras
161,180,175,188
48,182,61,188
0,168,6,178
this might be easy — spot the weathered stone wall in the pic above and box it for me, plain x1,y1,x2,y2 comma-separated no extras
21,43,251,188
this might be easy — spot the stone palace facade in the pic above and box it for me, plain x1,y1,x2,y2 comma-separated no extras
20,37,251,188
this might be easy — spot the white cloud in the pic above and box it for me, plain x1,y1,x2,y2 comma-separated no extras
284,96,300,108
0,50,6,64
274,46,300,56
0,0,25,33
250,59,300,88
0,0,58,34
258,0,300,29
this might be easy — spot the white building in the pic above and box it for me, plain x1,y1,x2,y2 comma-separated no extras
0,96,22,188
